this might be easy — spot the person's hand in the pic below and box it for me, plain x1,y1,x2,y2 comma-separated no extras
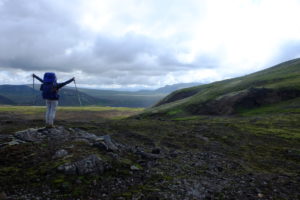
32,73,36,78
72,77,75,81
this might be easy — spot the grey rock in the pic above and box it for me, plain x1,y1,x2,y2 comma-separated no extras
8,140,21,146
57,154,106,175
7,127,106,147
130,165,141,171
94,141,109,151
73,138,91,145
14,126,70,143
72,128,90,137
195,135,209,142
75,179,82,184
68,129,121,152
94,135,118,152
71,128,103,141
53,149,68,159
7,127,121,156
15,128,45,142
46,126,71,140
103,135,118,151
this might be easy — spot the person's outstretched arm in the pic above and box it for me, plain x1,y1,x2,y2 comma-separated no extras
57,77,75,89
32,74,44,83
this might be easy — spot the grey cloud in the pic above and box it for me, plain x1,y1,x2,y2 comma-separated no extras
266,40,300,67
0,0,218,87
0,0,83,71
94,33,156,64
158,52,192,68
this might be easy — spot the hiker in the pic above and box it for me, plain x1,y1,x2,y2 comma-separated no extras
32,73,74,128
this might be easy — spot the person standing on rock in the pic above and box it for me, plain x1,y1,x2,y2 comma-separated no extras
32,73,74,128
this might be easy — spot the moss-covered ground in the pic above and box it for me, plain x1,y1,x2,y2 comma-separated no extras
0,105,299,199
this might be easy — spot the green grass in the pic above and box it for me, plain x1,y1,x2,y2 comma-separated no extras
172,115,207,121
239,97,300,116
233,121,300,139
146,58,300,117
0,105,143,113
210,114,300,139
58,106,143,112
0,105,144,120
0,106,45,114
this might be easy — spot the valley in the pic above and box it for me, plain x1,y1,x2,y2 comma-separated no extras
0,59,299,199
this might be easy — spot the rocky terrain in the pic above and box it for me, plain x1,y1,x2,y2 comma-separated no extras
0,115,299,199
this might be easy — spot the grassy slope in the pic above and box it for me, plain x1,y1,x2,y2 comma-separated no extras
145,58,300,116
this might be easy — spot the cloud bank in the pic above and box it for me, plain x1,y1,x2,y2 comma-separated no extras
0,0,300,89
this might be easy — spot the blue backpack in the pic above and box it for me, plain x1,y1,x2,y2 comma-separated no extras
41,72,59,100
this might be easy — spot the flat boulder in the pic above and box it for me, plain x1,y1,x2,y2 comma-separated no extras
57,154,107,175
14,126,71,142
53,149,68,159
94,135,119,152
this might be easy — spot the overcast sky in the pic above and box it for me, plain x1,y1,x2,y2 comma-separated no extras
0,0,300,90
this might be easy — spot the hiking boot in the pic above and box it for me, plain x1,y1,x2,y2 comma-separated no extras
45,124,55,129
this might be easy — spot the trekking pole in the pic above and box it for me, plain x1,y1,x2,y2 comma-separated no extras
74,78,82,106
32,75,35,106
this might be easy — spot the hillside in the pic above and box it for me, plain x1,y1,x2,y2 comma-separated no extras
0,85,36,105
0,85,100,106
144,58,300,117
0,83,199,108
152,82,201,93
0,95,15,105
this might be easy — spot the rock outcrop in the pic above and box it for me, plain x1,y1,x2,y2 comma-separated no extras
0,126,162,178
1,126,121,151
57,154,108,175
187,87,300,115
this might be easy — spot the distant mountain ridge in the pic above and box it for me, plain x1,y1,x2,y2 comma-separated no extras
153,82,201,93
0,85,100,106
0,82,200,107
0,94,15,105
